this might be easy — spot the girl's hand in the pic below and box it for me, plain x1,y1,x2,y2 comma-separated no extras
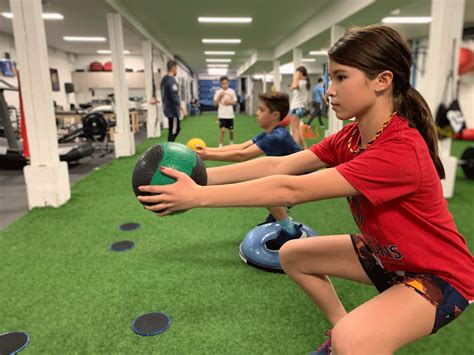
195,145,210,160
137,167,202,216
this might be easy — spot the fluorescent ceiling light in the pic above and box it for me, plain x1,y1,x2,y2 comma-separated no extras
97,50,130,54
309,51,328,56
382,16,432,24
302,58,316,62
208,69,228,75
2,12,64,20
198,17,252,23
206,59,231,63
204,51,235,55
202,39,241,44
64,36,106,42
207,64,229,68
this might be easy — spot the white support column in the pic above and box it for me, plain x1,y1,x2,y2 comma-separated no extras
154,52,167,129
142,40,160,138
421,0,465,198
325,25,346,137
161,54,170,129
422,0,465,114
293,48,302,69
10,0,70,209
273,60,281,91
262,72,267,93
106,12,135,157
246,76,254,116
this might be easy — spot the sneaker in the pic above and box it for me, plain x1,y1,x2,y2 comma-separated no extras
311,330,332,355
265,224,307,251
256,213,277,226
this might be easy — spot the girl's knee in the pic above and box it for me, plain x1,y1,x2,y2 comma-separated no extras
332,321,366,354
332,320,391,355
279,239,301,272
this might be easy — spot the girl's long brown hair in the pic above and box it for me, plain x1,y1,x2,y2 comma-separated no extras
328,25,445,179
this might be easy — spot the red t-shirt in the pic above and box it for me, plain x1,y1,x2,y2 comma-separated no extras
310,115,473,300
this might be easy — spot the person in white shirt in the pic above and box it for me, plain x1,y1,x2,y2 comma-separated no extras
214,76,237,147
289,66,311,149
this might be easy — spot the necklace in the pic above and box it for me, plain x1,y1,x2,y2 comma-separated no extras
347,112,396,154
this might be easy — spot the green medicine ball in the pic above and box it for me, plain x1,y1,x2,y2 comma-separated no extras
132,142,208,209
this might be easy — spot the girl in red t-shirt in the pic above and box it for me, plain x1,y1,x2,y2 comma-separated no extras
138,25,473,354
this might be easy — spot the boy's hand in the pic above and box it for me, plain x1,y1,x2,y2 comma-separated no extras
195,145,210,160
215,91,224,105
222,96,233,106
137,167,202,216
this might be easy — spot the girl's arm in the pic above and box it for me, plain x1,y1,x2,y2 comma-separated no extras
290,71,301,90
207,149,327,185
138,167,359,215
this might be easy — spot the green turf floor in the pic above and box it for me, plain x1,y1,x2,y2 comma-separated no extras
1,113,473,354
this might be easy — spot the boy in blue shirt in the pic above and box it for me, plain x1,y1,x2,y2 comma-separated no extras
195,92,306,251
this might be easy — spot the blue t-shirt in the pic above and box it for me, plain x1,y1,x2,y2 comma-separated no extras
252,126,301,157
312,85,325,103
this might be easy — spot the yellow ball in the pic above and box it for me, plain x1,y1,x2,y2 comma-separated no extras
186,138,207,151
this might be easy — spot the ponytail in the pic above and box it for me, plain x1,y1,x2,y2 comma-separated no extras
397,86,445,179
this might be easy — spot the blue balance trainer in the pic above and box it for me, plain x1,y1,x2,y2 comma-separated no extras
239,221,318,273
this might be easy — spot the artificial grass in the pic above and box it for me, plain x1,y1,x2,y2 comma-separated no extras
0,113,472,354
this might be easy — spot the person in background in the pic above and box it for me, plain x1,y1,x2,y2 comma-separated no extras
160,60,186,141
307,78,328,127
214,76,237,147
288,66,310,149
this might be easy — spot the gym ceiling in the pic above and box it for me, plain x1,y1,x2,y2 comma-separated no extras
0,0,473,75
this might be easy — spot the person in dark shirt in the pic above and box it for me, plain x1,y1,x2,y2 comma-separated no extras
307,78,329,127
160,60,186,141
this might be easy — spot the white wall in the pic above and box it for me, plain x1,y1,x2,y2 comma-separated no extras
0,32,75,111
414,38,474,128
0,33,19,109
72,54,145,103
73,54,145,72
72,53,195,105
459,71,474,128
48,49,76,110
458,40,474,128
